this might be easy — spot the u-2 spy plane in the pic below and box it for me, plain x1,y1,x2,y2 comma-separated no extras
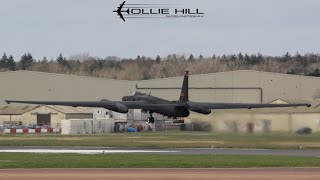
6,71,311,123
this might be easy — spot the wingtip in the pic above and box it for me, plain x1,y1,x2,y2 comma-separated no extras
5,100,11,104
306,104,311,107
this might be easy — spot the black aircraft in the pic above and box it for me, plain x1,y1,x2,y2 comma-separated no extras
113,1,128,22
6,71,311,123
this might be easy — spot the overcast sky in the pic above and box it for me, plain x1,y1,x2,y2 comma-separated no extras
0,0,319,60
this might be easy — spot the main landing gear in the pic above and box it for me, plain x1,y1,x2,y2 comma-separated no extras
147,112,155,124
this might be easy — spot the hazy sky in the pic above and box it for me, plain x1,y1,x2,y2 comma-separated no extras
0,0,319,60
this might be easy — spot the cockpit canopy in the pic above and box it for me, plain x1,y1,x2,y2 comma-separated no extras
131,91,147,96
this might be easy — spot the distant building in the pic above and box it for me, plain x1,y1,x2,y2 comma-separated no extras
0,105,93,127
2,70,320,133
188,99,320,133
2,70,320,105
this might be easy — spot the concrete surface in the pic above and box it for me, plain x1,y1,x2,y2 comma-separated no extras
1,169,320,180
1,146,320,156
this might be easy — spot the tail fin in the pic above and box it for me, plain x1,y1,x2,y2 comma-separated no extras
179,71,189,102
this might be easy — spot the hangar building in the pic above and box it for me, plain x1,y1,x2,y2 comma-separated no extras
0,105,93,127
1,70,320,104
136,71,320,103
188,99,320,133
0,71,133,103
1,70,320,133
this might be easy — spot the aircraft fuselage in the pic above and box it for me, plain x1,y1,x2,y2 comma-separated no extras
122,92,190,117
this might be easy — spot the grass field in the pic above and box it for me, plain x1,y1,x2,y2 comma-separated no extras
1,132,320,149
0,153,320,168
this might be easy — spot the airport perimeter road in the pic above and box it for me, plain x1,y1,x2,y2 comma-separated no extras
1,169,320,180
1,146,320,156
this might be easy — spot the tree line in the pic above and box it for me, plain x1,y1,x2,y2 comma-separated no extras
1,52,320,80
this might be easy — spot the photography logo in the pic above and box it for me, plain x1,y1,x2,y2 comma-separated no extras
113,1,204,22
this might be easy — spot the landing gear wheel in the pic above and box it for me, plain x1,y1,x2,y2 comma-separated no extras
148,117,155,124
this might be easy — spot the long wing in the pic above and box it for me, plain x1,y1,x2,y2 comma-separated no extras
119,1,125,9
6,100,118,108
5,100,181,112
118,12,125,22
187,102,311,110
6,100,309,113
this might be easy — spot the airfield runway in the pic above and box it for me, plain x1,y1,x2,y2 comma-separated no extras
1,169,320,180
1,146,320,156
